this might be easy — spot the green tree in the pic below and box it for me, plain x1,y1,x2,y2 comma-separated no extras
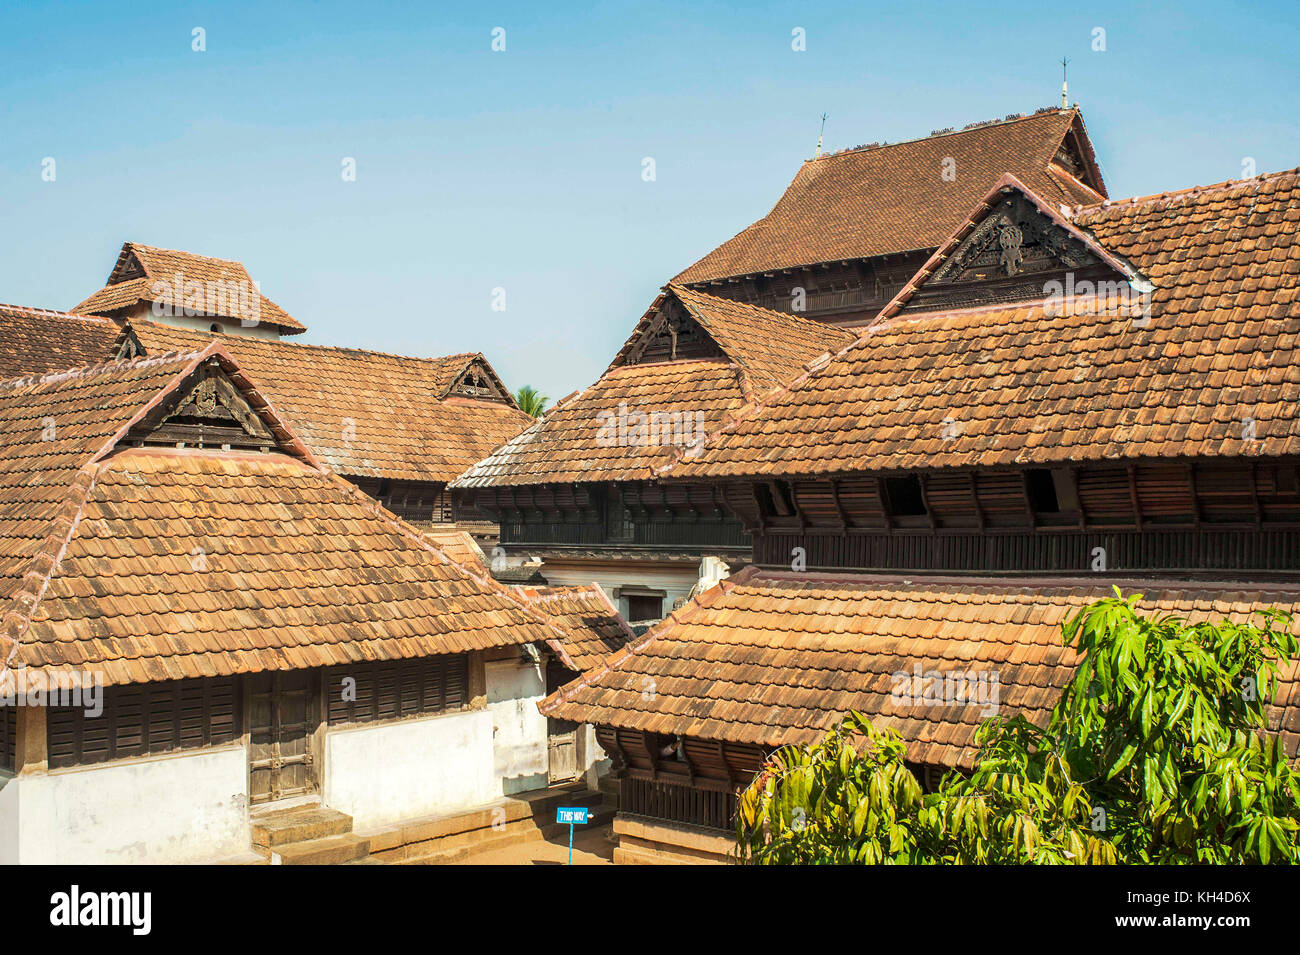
736,591,1300,864
514,385,548,418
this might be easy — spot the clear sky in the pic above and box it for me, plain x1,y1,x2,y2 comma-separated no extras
2,1,1297,401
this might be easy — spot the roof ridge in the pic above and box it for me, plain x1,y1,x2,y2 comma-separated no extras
128,241,244,266
808,107,1075,163
0,465,102,672
0,348,203,391
0,302,115,323
130,319,487,370
1078,164,1300,216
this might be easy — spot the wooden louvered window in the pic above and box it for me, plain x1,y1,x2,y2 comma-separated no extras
46,678,238,769
326,656,470,726
0,705,15,772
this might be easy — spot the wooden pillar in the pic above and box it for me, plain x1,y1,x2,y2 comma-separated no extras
468,651,487,711
15,705,46,775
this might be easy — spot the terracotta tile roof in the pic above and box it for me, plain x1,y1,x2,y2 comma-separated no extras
666,167,1300,479
675,108,1104,284
74,242,306,334
0,304,121,381
515,584,634,672
453,287,852,488
0,347,609,686
542,569,1300,768
610,285,857,393
125,321,532,483
424,528,488,571
0,352,207,603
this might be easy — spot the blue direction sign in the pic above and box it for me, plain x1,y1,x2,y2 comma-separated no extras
556,806,590,863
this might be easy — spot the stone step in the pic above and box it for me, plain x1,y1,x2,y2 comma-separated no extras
273,832,371,866
252,805,354,848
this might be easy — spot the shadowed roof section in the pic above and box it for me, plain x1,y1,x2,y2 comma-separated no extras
74,241,306,334
452,286,852,488
515,584,635,672
541,568,1300,769
122,320,532,483
663,167,1300,480
674,107,1105,284
0,304,122,381
0,347,607,686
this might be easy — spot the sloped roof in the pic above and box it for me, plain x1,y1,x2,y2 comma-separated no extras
666,167,1300,479
542,569,1300,768
74,242,306,334
453,287,851,488
675,108,1105,284
123,321,532,483
0,304,122,381
424,528,488,572
609,285,856,393
0,347,602,686
515,584,634,672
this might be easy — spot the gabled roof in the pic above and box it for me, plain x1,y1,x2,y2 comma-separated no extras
875,173,1145,320
665,166,1300,479
0,347,606,686
0,304,122,381
74,242,306,334
452,286,851,488
541,568,1300,768
515,584,634,672
118,321,531,483
675,107,1106,284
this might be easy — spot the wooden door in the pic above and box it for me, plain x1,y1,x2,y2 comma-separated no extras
248,672,319,804
545,657,581,783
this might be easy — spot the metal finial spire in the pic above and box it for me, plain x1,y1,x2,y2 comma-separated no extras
1061,57,1069,108
815,113,827,157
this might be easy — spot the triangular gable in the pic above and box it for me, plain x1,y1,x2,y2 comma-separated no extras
1049,111,1106,199
607,289,728,371
106,243,147,284
113,324,144,361
444,354,516,406
103,344,321,465
878,173,1144,319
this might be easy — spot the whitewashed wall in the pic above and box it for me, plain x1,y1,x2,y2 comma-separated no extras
486,658,548,795
2,745,248,864
323,708,496,830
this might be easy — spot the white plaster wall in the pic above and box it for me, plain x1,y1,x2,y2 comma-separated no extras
9,745,249,864
538,563,699,621
324,708,496,830
486,659,548,795
0,772,19,865
128,304,282,339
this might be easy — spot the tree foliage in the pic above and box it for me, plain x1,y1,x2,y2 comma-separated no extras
514,385,548,418
736,591,1300,864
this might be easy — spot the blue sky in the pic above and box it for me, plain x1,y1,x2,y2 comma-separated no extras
2,1,1297,400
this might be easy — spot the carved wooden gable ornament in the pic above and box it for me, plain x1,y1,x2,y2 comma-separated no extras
122,358,277,452
889,177,1141,317
621,293,724,366
928,192,1098,286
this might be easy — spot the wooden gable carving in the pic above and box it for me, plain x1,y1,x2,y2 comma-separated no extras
115,327,144,361
624,296,724,366
121,358,276,452
448,358,511,403
900,192,1124,314
108,246,147,284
